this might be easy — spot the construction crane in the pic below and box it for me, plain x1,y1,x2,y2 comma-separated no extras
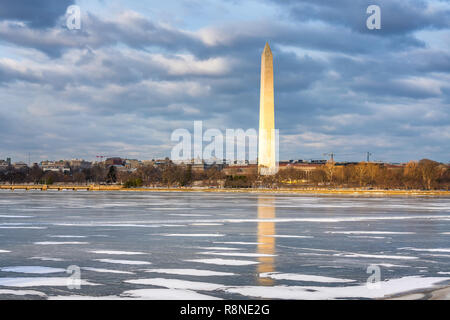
323,152,335,162
96,155,107,163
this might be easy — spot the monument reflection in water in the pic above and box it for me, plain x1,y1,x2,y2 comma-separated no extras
257,195,276,285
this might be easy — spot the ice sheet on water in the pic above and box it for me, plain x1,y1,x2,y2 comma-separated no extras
214,241,262,245
82,267,134,275
34,241,89,245
326,231,415,235
89,250,146,255
125,278,225,291
264,235,313,239
223,276,450,300
1,266,66,274
333,252,418,260
0,289,46,297
398,247,450,253
197,247,242,251
0,277,98,287
49,235,87,238
30,257,65,262
198,251,277,258
121,289,221,300
142,269,235,276
185,258,259,266
95,259,151,265
162,233,225,237
259,272,355,283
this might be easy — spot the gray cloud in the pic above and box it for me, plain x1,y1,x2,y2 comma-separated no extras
0,1,448,163
0,0,74,28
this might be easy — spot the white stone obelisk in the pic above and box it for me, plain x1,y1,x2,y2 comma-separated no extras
258,43,277,175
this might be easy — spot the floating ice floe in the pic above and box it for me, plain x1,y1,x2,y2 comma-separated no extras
0,250,11,253
264,235,313,239
0,227,47,229
82,267,134,275
89,250,146,255
259,272,356,283
49,295,126,300
162,234,225,237
398,247,450,253
0,277,99,287
142,269,235,276
0,215,34,218
1,266,66,274
125,278,225,291
190,223,223,226
198,251,277,258
29,257,65,262
121,289,221,300
169,214,211,217
376,263,409,268
185,258,259,266
197,247,242,251
34,241,89,245
49,235,87,238
326,231,415,235
222,276,450,300
333,252,418,260
214,241,262,245
94,259,151,265
0,289,46,297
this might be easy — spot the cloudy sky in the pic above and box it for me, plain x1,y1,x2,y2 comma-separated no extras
0,0,449,163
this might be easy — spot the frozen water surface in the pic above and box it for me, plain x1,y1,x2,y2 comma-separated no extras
0,191,449,299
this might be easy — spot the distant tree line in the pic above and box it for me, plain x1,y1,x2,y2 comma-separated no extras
0,159,448,190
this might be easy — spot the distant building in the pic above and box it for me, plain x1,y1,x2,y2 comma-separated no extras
13,162,28,170
0,160,10,171
105,157,124,166
69,159,91,170
124,159,141,169
40,160,70,173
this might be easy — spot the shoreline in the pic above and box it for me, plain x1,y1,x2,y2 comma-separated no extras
0,185,449,196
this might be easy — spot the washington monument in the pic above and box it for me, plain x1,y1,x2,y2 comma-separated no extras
258,42,277,175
